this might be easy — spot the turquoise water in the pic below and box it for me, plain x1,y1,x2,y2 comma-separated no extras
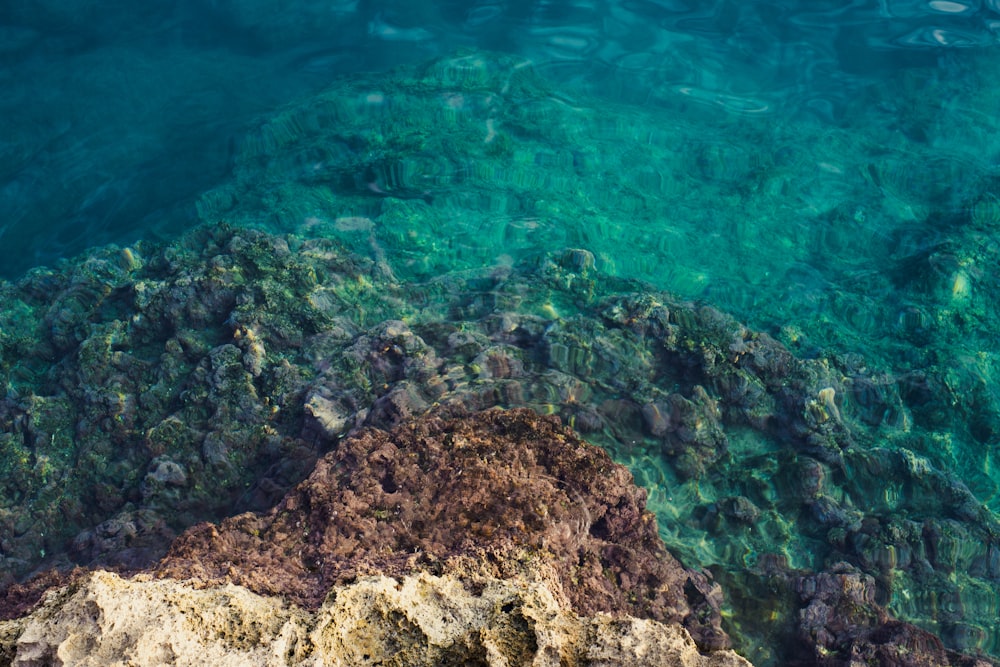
4,1,1000,664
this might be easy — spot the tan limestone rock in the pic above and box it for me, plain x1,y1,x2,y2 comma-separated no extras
0,568,752,667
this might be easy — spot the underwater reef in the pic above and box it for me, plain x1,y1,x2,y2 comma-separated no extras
3,52,1000,665
0,223,997,665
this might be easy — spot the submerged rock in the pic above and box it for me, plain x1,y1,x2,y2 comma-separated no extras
0,222,998,664
793,562,993,667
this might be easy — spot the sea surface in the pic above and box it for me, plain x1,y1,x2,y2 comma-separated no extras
3,0,1000,663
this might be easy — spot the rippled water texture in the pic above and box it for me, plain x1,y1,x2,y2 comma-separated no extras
4,0,1000,278
4,1,1000,664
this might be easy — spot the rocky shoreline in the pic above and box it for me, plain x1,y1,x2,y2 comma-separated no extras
0,224,997,664
4,409,991,666
1,409,752,666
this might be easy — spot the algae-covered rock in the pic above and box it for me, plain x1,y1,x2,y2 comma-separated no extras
154,407,732,652
0,227,415,584
1,219,999,664
0,408,753,666
794,562,994,667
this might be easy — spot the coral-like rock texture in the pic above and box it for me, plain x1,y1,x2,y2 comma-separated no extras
155,407,731,652
0,569,751,667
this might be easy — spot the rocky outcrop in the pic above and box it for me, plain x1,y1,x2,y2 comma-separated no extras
0,569,750,667
0,408,751,666
1,404,997,666
153,407,731,651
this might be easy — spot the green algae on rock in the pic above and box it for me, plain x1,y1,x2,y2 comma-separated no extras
0,221,999,664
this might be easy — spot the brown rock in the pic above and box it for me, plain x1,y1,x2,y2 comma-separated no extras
795,562,995,667
155,407,731,651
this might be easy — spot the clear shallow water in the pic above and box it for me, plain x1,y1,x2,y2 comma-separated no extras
4,1,1000,664
4,0,999,279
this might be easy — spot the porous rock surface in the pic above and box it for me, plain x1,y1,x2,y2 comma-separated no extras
793,562,994,667
0,569,750,667
154,407,731,651
0,408,752,666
